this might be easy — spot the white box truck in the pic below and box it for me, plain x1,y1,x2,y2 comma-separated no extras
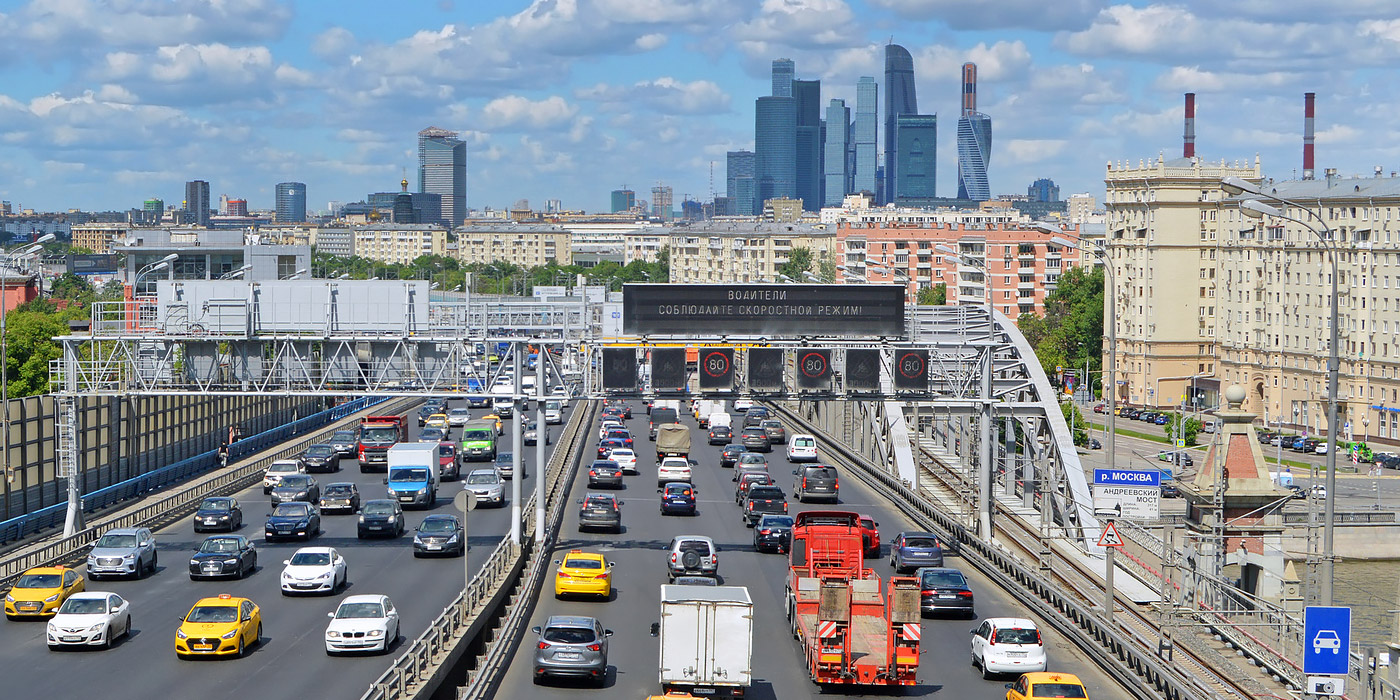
386,442,439,509
656,584,753,698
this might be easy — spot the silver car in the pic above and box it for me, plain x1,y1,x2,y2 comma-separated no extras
462,469,505,507
86,527,157,579
532,615,612,686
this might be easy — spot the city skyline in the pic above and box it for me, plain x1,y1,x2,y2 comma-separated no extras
0,1,1397,213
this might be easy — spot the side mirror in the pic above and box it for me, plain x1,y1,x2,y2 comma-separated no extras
689,459,698,466
552,560,561,565
608,561,616,567
531,626,541,634
649,622,659,637
1004,684,1015,690
791,470,798,475
970,629,977,634
383,478,389,485
282,560,290,566
618,501,625,506
657,488,663,493
605,629,614,637
576,498,584,504
328,612,336,619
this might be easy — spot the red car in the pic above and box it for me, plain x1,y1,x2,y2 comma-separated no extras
1092,404,1106,414
858,514,881,558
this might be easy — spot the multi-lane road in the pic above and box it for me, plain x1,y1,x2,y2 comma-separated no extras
0,400,566,700
494,401,1131,699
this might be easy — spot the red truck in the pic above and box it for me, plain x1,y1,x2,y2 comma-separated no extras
358,414,406,472
784,511,921,687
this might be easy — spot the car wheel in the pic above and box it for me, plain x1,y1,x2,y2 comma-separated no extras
103,625,114,649
151,551,159,572
125,615,132,638
236,636,245,658
981,656,994,680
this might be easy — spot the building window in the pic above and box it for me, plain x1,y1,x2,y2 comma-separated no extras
278,255,298,279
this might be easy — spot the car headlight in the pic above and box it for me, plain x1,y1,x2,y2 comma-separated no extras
298,519,311,527
47,621,57,632
224,558,240,564
4,594,13,603
413,535,424,544
221,629,238,639
190,559,200,566
88,623,104,632
358,515,366,523
176,629,188,639
367,629,384,638
417,487,430,495
326,630,342,638
315,572,332,580
123,553,136,561
44,594,59,603
446,533,459,542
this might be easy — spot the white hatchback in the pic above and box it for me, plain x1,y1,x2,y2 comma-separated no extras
657,457,692,484
609,448,638,474
281,547,349,595
262,459,302,493
970,617,1047,678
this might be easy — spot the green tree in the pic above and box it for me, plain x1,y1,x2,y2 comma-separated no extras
917,283,946,305
1166,413,1203,447
49,273,93,301
1021,267,1104,396
1061,400,1088,446
777,246,813,280
816,249,837,283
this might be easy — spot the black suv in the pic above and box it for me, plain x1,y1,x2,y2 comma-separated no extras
792,464,839,503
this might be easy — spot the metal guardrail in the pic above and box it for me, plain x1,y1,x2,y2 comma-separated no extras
0,396,386,545
0,397,410,591
772,402,1213,700
358,399,596,700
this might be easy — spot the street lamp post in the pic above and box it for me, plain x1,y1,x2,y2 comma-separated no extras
1224,176,1341,605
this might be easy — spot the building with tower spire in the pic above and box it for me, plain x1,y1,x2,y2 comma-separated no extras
956,62,992,201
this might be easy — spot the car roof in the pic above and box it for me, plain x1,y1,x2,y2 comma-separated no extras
467,469,498,477
562,551,605,562
102,527,145,535
421,514,459,522
610,448,634,454
899,531,940,539
292,546,335,555
340,594,388,605
1021,672,1084,684
325,481,356,488
584,492,617,500
192,595,248,607
664,482,692,490
204,534,245,542
363,498,398,505
670,535,714,545
21,566,68,575
986,617,1037,629
66,591,115,600
269,460,300,467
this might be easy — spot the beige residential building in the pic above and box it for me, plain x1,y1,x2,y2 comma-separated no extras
1104,155,1260,409
622,227,670,264
71,223,130,253
1066,193,1097,223
352,224,446,265
668,223,835,284
457,224,571,267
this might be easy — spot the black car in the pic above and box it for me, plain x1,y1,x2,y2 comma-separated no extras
413,514,465,557
1160,481,1180,498
916,567,974,617
587,460,624,489
418,403,445,426
607,401,632,419
299,444,340,473
319,482,361,514
189,535,257,579
708,425,732,445
752,514,794,553
270,474,321,506
1256,431,1276,445
741,427,771,452
742,485,788,526
265,502,321,541
328,429,358,458
597,437,627,459
659,482,698,516
357,499,405,538
720,444,747,468
761,419,786,445
743,407,769,427
193,496,243,532
577,493,623,532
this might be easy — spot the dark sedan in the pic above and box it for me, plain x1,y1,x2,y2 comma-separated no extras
356,499,404,538
193,496,243,532
319,482,361,514
604,400,632,419
188,535,257,579
494,451,524,480
708,425,732,445
742,485,788,526
752,514,794,553
603,427,633,449
577,493,623,533
328,429,358,458
597,437,627,460
720,444,747,468
659,482,698,516
413,514,465,557
587,460,624,489
740,427,772,452
916,567,975,618
270,474,320,506
299,444,340,473
265,502,321,541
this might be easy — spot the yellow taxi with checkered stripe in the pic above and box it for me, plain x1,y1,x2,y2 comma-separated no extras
175,593,263,658
553,550,613,599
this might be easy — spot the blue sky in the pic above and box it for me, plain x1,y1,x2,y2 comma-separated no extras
3,0,1400,214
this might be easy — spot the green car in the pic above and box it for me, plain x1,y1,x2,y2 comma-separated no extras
460,420,497,461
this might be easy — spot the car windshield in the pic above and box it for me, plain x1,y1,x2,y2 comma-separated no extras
903,537,939,549
335,602,384,619
546,401,561,410
186,605,237,624
760,516,794,528
362,426,398,442
419,518,457,533
289,551,331,566
199,538,242,553
95,534,138,548
59,597,109,614
994,627,1040,644
325,485,354,496
389,468,428,482
269,463,298,473
332,431,356,442
495,453,513,464
362,502,397,515
463,430,492,441
200,498,233,512
563,558,603,570
305,446,332,457
467,472,499,485
921,570,966,587
278,476,310,488
1031,683,1088,698
543,627,596,644
15,573,61,588
439,445,455,457
450,409,470,416
273,503,310,517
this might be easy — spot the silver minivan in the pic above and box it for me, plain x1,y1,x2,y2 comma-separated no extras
532,615,612,685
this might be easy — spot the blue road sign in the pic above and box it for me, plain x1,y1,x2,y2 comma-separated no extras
1093,469,1161,487
1304,606,1351,675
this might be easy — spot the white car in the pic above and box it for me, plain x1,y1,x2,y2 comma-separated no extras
262,460,302,493
599,420,624,440
609,448,638,474
970,617,1047,678
281,546,349,595
46,592,131,649
463,469,506,506
658,457,692,484
549,386,570,407
733,399,754,412
447,407,473,426
326,594,400,655
544,401,563,425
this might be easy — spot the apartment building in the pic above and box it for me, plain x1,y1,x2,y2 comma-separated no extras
309,227,354,259
352,224,447,265
71,223,130,254
836,221,1083,314
668,223,835,284
622,227,670,264
457,224,571,268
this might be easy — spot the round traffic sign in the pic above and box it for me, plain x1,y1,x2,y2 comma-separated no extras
799,352,828,378
454,490,478,513
897,351,926,380
702,351,730,378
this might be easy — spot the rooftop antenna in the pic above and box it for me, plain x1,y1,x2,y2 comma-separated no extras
708,161,715,202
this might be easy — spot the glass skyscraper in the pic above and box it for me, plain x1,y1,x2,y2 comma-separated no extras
956,63,992,201
772,58,794,97
883,44,917,204
1027,178,1059,202
275,181,306,222
611,188,635,212
754,96,796,212
823,99,850,207
184,180,210,227
726,150,756,217
418,126,466,227
853,77,878,196
893,115,936,201
793,78,822,211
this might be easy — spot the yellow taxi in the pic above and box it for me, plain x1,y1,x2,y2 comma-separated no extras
647,693,700,700
5,566,84,619
481,414,504,435
553,550,613,599
1006,672,1090,700
175,594,263,659
424,413,450,430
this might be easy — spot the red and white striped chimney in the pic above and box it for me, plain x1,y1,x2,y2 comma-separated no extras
1303,92,1316,180
1183,93,1196,159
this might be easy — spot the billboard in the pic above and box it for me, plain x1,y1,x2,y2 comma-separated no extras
622,284,905,337
67,254,120,274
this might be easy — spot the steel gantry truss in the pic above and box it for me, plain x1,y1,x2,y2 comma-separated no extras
50,282,1096,548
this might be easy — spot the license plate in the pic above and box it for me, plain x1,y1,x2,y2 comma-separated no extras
193,644,213,651
204,519,218,525
427,544,441,550
62,636,80,642
939,594,957,599
368,525,383,530
1006,651,1027,657
555,652,580,660
204,564,220,571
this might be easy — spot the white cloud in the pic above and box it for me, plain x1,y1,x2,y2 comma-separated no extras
634,33,667,50
867,0,1104,30
480,95,579,130
578,77,731,115
1004,139,1068,163
914,41,1033,85
734,0,861,50
10,0,290,54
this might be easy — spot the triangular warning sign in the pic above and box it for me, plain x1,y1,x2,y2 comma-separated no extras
1097,521,1124,548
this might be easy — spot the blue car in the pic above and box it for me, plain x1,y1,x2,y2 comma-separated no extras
659,482,697,516
264,501,321,541
889,531,947,573
1154,414,1170,425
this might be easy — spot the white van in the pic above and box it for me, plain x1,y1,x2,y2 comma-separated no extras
708,412,732,430
787,434,818,462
